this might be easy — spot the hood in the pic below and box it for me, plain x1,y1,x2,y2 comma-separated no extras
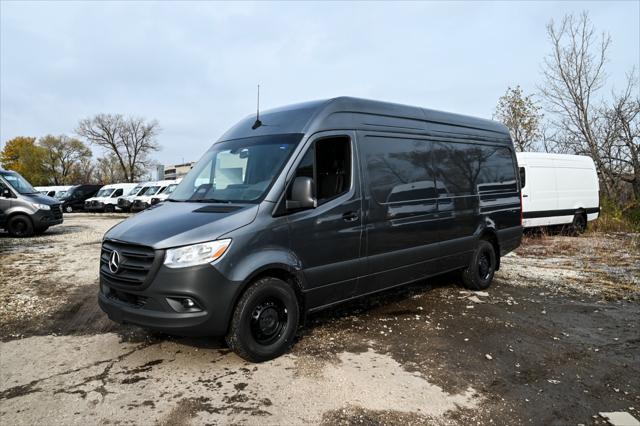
23,193,60,205
86,196,109,203
105,202,260,249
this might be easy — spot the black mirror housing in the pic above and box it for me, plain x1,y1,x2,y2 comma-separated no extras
286,176,316,210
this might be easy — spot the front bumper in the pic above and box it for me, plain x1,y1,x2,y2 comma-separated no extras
85,203,106,212
98,263,244,337
33,209,63,230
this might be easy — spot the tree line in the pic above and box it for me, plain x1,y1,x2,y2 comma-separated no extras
0,115,160,186
494,12,639,205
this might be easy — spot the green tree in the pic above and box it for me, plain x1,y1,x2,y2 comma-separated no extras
494,86,543,152
0,136,47,184
39,135,92,185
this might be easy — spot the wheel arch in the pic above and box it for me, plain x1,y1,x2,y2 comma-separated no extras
478,226,501,270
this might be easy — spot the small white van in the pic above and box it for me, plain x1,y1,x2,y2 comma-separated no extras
85,183,139,213
130,180,177,212
35,186,72,198
517,152,599,232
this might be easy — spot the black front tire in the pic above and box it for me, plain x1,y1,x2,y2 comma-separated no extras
7,215,35,237
65,205,73,213
226,277,299,362
461,239,497,291
104,204,115,213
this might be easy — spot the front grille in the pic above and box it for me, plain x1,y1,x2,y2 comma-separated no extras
100,240,163,289
51,204,63,220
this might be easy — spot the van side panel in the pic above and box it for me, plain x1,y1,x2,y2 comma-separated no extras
357,133,442,294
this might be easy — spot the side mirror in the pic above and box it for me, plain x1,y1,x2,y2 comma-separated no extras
286,176,316,210
1,188,12,198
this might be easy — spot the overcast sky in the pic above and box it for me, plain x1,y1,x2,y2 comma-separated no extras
1,1,638,165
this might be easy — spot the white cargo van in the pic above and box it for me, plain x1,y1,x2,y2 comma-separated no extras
130,180,176,212
517,152,599,232
35,186,72,198
85,183,138,213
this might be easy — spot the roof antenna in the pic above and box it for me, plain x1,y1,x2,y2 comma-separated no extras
252,84,262,129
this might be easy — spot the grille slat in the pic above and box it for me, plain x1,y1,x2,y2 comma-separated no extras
100,240,162,288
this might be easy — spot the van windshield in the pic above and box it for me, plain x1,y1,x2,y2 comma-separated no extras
127,186,142,196
170,133,302,203
145,186,161,196
1,171,38,194
95,188,115,198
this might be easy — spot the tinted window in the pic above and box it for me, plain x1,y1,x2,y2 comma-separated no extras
112,188,124,197
433,142,482,196
519,167,526,188
361,136,436,203
477,146,517,194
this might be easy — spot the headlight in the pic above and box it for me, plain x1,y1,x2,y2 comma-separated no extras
32,203,51,211
164,239,231,268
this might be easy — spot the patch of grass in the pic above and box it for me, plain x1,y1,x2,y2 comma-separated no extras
589,199,640,233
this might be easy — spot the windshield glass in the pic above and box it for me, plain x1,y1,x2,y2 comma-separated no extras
127,185,142,196
55,191,68,199
137,186,151,196
95,188,115,198
2,172,38,194
144,186,161,196
164,184,177,195
170,134,302,203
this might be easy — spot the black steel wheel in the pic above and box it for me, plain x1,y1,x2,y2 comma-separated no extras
7,215,34,237
104,204,115,213
572,213,587,235
461,239,497,290
226,277,299,362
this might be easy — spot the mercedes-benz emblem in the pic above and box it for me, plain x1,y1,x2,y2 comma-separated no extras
109,250,121,274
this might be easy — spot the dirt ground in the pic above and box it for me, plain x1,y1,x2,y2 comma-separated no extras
0,214,638,425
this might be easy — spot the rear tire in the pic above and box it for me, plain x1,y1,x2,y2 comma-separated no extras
572,212,587,235
461,239,497,291
7,215,34,237
226,277,299,362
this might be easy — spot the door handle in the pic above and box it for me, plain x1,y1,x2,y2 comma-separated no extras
342,211,359,222
522,194,529,198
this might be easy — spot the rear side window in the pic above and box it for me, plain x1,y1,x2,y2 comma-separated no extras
361,136,436,204
476,146,518,194
519,167,526,188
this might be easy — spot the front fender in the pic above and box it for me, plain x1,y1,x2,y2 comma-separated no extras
226,247,304,288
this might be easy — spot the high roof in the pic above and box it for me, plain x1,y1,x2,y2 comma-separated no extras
218,96,511,144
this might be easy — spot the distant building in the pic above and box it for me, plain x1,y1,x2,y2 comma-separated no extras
163,162,195,180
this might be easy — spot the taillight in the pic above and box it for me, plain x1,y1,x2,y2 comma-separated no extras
520,193,523,226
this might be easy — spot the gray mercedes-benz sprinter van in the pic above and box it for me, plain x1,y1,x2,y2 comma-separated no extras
99,97,522,361
0,169,63,237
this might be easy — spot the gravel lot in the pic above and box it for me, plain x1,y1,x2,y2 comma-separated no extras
0,214,638,425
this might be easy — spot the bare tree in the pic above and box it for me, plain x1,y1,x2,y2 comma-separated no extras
606,72,640,200
95,154,127,184
539,12,615,195
494,86,543,151
76,114,160,182
39,135,92,185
